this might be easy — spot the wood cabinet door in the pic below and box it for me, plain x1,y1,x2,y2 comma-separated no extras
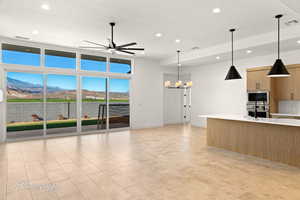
247,71,258,91
247,70,270,91
276,68,296,100
294,68,300,100
256,70,270,91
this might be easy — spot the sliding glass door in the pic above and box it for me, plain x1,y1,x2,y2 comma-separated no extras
5,73,130,140
6,72,44,139
109,78,130,129
46,74,77,135
81,76,107,132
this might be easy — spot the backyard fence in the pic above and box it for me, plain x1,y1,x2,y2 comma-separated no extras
7,102,129,123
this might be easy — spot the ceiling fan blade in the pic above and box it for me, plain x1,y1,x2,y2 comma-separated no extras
120,48,145,51
117,50,135,55
83,40,107,47
79,46,107,49
117,42,137,48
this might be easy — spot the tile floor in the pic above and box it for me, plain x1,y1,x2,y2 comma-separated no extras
1,124,300,200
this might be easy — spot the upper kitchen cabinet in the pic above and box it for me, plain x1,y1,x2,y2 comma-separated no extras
247,68,271,91
275,68,296,100
247,64,300,101
275,65,300,101
295,68,300,100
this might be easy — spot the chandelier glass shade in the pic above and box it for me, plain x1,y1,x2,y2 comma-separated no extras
164,50,192,89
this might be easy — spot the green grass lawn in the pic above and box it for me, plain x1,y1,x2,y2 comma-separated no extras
7,118,103,132
8,99,129,103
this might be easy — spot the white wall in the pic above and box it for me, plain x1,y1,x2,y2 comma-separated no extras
186,49,300,127
130,58,164,129
0,67,5,142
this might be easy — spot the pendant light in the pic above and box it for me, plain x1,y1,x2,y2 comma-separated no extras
267,14,290,77
164,50,192,89
225,29,242,80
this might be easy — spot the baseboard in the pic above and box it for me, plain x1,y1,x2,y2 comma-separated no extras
131,123,163,130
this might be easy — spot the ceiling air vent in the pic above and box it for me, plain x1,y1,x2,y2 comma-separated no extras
15,36,30,40
285,19,299,26
191,46,200,50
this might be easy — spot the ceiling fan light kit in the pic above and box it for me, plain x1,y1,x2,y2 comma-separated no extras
80,22,145,55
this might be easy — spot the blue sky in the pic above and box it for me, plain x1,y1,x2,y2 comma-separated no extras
4,50,129,93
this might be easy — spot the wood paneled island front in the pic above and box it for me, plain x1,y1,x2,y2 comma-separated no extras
204,115,300,167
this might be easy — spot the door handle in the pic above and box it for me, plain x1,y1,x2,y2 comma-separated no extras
291,93,294,100
256,82,260,90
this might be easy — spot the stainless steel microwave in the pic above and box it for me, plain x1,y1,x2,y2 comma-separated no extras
247,91,269,103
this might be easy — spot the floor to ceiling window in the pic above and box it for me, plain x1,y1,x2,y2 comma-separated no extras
108,58,131,129
2,41,132,141
46,74,77,135
45,49,76,69
109,78,130,129
2,43,41,66
6,72,44,139
81,76,107,132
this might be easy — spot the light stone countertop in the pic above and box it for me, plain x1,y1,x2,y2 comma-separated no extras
270,113,300,117
199,114,300,127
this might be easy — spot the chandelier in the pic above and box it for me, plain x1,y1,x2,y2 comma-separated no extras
164,50,192,89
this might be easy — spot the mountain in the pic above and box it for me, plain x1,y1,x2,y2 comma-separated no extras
7,78,63,93
7,78,128,100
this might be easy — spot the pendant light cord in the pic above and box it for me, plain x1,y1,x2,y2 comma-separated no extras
278,16,280,59
231,31,234,66
230,29,235,66
177,50,180,81
111,26,113,42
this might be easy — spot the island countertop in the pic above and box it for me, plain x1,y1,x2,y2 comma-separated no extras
199,114,300,127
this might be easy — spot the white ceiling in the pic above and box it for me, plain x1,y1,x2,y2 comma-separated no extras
0,0,299,62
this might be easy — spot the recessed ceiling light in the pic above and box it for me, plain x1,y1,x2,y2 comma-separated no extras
216,56,220,60
15,36,30,40
41,4,50,10
155,33,162,37
246,50,252,54
297,40,300,44
213,8,221,13
32,30,39,35
175,39,181,43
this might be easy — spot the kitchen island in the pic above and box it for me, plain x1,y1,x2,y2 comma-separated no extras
202,115,300,167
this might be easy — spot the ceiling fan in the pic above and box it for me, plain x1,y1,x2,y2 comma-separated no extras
79,22,145,55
